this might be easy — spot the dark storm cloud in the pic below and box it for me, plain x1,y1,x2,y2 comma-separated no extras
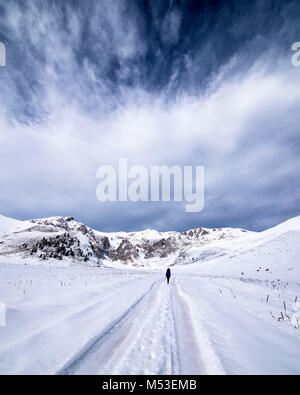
0,0,300,232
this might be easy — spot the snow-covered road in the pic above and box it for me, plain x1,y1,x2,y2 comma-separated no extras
62,280,179,375
0,263,300,375
59,277,221,375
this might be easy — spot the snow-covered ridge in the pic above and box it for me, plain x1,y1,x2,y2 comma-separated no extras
1,213,300,273
0,214,32,237
179,215,300,282
0,214,254,268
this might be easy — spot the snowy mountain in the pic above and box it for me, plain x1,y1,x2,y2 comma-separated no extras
180,215,300,282
0,215,104,267
0,214,253,268
1,213,300,281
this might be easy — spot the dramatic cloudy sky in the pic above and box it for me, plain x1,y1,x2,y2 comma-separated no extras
0,0,300,232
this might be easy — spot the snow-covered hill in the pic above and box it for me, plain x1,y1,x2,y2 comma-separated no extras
1,212,300,279
179,215,300,282
0,216,105,267
0,214,32,238
0,214,254,268
0,213,299,281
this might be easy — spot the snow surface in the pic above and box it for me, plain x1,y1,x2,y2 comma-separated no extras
0,215,300,375
0,215,32,238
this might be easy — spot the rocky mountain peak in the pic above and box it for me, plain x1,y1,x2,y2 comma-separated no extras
0,215,253,267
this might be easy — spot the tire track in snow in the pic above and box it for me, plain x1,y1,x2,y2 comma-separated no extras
56,279,161,375
68,280,179,375
97,281,179,375
0,277,150,356
173,278,226,375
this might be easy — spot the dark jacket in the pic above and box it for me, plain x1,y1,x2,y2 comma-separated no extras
166,268,171,278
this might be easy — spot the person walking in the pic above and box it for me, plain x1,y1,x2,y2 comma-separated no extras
166,268,171,284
